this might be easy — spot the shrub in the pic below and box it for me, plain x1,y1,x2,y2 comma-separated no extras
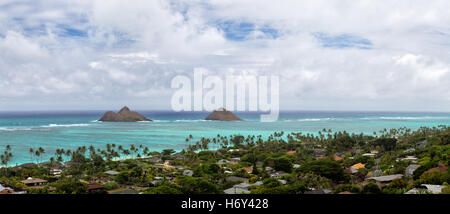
297,159,344,181
362,183,381,194
103,181,119,190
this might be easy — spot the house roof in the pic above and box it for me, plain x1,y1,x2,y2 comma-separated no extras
87,183,104,190
21,177,47,184
351,163,365,170
286,151,296,155
0,184,13,192
421,184,446,194
183,170,193,176
226,176,248,182
224,187,250,194
305,189,332,194
406,184,447,194
104,170,120,175
334,155,343,161
217,159,230,165
405,164,421,176
368,174,403,182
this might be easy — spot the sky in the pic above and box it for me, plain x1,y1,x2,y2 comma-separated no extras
0,0,450,111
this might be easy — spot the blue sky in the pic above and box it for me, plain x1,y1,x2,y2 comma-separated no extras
0,0,450,111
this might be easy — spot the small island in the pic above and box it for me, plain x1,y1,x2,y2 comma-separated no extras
205,108,243,121
99,106,151,122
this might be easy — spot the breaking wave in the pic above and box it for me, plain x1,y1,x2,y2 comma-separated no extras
41,123,90,128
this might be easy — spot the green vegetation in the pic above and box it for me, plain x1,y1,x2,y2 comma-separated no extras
0,126,449,194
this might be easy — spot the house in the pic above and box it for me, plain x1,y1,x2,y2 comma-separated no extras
404,164,421,178
146,156,163,163
155,163,175,170
270,171,288,178
265,166,274,172
406,184,446,194
21,177,48,187
362,153,376,157
51,168,62,177
397,156,418,163
217,159,230,165
224,185,250,194
286,151,296,155
104,170,120,176
293,164,300,169
278,179,287,185
333,155,343,161
223,181,263,194
304,188,332,194
154,176,163,181
225,176,248,183
173,153,186,160
231,157,241,164
182,170,194,177
367,174,403,186
0,184,15,194
86,183,106,194
416,140,428,148
351,163,365,171
403,148,416,153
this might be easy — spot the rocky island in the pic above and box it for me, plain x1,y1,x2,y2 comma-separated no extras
205,108,243,121
99,106,151,122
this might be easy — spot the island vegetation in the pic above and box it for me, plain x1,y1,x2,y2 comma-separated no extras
0,125,449,194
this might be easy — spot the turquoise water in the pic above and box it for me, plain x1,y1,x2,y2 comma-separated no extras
1,110,450,165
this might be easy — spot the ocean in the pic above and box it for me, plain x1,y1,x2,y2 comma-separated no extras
1,110,450,166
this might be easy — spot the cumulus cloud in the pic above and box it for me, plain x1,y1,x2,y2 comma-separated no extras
0,0,450,111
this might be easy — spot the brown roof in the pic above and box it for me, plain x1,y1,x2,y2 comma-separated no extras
286,151,296,155
87,183,104,190
0,189,15,194
21,178,47,184
338,191,355,194
334,155,343,161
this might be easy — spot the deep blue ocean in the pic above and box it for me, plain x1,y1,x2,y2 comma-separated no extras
1,110,450,166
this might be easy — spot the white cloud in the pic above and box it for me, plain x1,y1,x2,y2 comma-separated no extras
0,0,450,111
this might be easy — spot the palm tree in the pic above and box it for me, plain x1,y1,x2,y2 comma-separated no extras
38,147,45,164
1,146,13,169
29,148,34,163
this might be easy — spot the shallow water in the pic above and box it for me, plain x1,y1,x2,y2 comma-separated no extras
1,110,449,165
